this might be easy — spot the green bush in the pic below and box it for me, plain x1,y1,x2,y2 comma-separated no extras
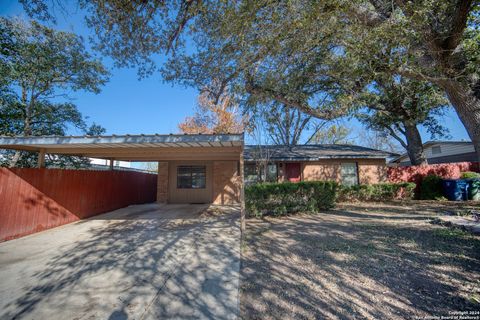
337,182,416,202
245,181,338,218
460,171,480,179
420,175,443,200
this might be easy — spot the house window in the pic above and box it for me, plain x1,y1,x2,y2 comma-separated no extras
432,145,442,155
177,166,206,189
244,163,278,184
341,163,358,186
244,163,258,184
266,163,278,182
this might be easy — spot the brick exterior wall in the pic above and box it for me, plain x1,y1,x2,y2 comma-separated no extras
157,161,169,203
358,159,388,184
302,159,387,184
213,161,241,204
302,161,339,182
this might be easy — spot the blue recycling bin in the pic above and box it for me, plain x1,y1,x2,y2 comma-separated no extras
442,179,468,201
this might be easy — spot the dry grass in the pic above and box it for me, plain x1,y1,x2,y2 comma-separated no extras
240,202,480,320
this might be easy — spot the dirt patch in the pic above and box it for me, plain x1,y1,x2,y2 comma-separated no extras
240,202,480,319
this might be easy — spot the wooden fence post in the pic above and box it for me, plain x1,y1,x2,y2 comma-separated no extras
37,149,45,168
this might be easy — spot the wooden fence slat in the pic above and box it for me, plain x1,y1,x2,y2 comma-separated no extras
0,168,157,241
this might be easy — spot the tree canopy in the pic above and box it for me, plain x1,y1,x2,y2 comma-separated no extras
355,77,450,165
0,17,108,167
20,0,480,160
178,89,244,134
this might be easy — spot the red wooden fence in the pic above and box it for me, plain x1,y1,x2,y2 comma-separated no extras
0,168,157,241
388,162,480,195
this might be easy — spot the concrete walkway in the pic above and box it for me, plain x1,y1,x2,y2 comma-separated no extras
0,203,240,320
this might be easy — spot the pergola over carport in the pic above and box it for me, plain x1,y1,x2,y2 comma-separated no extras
0,133,246,232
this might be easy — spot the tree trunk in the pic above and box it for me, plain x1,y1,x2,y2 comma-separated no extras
439,80,480,163
403,122,428,166
9,151,22,168
9,87,29,168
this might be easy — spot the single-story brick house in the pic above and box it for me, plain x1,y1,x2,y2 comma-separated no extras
0,134,395,237
0,135,395,207
244,144,395,186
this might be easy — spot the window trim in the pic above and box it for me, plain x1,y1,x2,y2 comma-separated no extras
176,165,207,189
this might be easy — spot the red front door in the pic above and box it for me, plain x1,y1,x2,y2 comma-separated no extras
285,163,301,182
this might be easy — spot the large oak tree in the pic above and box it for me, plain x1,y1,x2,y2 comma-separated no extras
20,0,480,161
356,77,450,165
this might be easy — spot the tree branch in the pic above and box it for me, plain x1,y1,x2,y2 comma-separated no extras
443,0,473,50
166,0,199,53
305,121,327,144
245,75,346,120
385,125,408,149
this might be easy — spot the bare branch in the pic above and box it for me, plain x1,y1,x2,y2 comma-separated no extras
245,75,346,120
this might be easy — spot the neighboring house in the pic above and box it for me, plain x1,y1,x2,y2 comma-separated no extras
390,141,476,166
89,158,132,169
244,144,396,186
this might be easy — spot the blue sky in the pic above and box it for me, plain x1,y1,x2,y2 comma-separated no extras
1,0,199,136
0,0,471,147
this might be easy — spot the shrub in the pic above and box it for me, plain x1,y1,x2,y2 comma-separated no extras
337,182,416,202
460,171,480,179
245,181,337,218
419,175,444,200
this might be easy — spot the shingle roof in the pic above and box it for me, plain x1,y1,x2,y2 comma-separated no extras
244,144,396,161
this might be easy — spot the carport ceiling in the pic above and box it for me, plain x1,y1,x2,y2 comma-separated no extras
0,134,244,161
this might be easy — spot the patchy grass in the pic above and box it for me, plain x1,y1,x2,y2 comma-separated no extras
240,202,480,320
433,228,471,239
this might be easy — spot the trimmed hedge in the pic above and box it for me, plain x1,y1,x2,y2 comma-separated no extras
338,182,416,202
245,181,338,218
419,175,444,200
460,171,480,179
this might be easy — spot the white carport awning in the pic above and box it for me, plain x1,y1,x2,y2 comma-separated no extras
0,134,244,161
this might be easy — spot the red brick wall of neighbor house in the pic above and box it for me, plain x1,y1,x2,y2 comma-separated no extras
0,168,157,241
302,159,387,184
213,161,241,205
388,162,480,185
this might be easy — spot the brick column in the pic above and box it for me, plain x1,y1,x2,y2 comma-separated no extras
157,161,169,203
213,161,241,205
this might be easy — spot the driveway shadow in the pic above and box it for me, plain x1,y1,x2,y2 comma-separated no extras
0,204,240,320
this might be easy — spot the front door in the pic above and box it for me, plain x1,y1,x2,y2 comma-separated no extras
285,163,301,182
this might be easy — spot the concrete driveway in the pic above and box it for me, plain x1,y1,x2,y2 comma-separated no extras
0,203,240,320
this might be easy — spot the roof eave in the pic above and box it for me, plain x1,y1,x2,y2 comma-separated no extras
245,155,389,162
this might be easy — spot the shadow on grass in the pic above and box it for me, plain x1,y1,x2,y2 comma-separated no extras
241,204,480,319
